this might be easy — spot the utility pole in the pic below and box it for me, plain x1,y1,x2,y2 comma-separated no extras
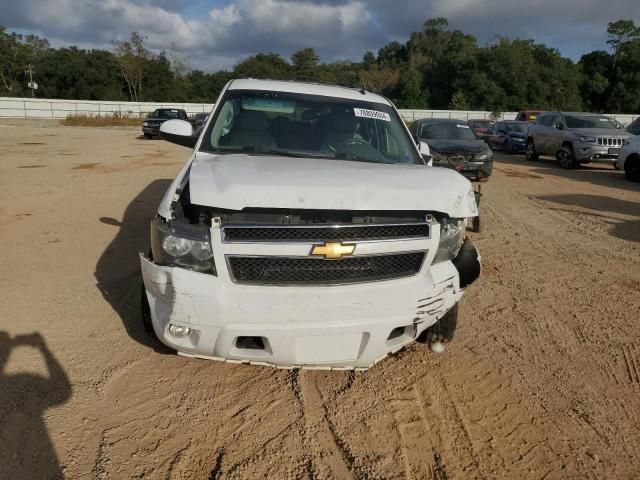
26,64,37,97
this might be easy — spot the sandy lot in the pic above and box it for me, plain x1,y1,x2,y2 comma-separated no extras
0,121,639,479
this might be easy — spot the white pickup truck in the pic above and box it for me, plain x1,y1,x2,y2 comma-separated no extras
140,79,481,370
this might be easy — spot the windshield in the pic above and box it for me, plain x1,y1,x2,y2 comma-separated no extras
153,109,184,119
420,122,477,141
505,122,528,133
199,90,422,165
564,114,618,129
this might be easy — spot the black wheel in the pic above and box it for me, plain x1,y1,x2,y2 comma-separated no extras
472,215,481,233
625,155,640,182
419,304,459,345
526,139,539,161
557,146,577,169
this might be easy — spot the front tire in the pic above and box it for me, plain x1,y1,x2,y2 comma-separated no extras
557,146,577,169
419,304,459,345
526,139,539,161
625,155,640,182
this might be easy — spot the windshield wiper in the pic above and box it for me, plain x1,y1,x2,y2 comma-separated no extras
215,145,323,159
332,152,395,165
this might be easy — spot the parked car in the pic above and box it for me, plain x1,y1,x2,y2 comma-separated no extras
487,121,529,153
141,79,481,370
627,117,640,136
409,118,493,180
142,108,188,138
616,136,640,182
515,110,544,122
526,111,631,169
468,119,495,141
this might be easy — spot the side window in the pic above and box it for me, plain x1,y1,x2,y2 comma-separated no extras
540,115,554,127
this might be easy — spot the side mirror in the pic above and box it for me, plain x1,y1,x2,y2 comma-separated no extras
159,119,197,148
554,122,564,130
418,141,432,165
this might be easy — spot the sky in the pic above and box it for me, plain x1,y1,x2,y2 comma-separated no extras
1,0,639,71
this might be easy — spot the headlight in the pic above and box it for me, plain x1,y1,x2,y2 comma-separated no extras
623,138,631,146
475,150,492,161
512,137,525,143
433,218,466,264
143,121,149,127
150,218,216,274
579,136,596,143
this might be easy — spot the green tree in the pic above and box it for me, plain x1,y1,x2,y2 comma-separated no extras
232,53,290,79
112,32,152,101
607,19,640,68
291,48,320,81
449,90,470,110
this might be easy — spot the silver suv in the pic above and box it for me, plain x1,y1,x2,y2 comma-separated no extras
526,112,631,169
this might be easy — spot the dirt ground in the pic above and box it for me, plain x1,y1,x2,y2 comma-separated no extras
1,121,639,480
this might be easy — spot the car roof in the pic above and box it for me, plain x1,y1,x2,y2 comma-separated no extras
503,120,528,123
228,79,392,106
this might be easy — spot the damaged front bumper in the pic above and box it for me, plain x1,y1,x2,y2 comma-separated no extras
140,238,480,370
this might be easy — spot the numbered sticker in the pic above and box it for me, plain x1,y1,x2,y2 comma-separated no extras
354,108,391,122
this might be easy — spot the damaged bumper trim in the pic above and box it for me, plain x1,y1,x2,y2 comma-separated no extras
140,252,467,369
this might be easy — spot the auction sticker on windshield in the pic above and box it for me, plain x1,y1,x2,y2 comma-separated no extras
354,108,391,122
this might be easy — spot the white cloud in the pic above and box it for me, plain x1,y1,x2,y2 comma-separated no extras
1,0,639,71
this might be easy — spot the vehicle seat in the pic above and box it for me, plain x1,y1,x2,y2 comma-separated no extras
227,111,275,148
321,113,361,151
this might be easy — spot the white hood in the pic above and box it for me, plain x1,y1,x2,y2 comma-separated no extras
162,152,478,218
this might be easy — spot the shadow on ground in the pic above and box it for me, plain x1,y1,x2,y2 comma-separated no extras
494,153,639,193
536,193,640,243
95,179,173,352
0,332,71,479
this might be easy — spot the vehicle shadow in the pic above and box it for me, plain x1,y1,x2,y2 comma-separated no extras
536,193,640,243
94,179,173,352
0,332,72,479
494,153,639,193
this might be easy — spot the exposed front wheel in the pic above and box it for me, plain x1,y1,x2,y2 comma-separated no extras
472,215,481,233
625,155,640,182
557,146,577,169
418,304,459,345
526,140,539,161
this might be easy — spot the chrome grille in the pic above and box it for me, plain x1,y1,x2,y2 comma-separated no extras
227,252,425,285
597,137,624,146
222,223,430,243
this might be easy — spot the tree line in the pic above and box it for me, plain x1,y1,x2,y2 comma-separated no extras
1,19,639,113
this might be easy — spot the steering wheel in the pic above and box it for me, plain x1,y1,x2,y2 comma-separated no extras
334,137,369,152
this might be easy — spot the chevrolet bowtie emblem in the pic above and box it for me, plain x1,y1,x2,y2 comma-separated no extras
310,241,355,260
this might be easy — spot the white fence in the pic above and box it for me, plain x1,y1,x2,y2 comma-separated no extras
0,97,214,119
0,96,637,126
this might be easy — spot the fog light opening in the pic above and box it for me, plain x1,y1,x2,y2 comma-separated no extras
168,324,191,338
387,327,406,341
236,336,266,350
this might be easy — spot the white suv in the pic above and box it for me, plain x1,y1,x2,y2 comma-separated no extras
617,136,640,182
140,79,481,370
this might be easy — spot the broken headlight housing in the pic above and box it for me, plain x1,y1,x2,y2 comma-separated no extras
150,218,216,274
432,218,466,264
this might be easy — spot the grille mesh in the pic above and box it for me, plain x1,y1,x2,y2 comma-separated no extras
223,224,429,242
228,252,425,285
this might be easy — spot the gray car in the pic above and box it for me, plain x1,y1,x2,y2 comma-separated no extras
526,112,631,169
